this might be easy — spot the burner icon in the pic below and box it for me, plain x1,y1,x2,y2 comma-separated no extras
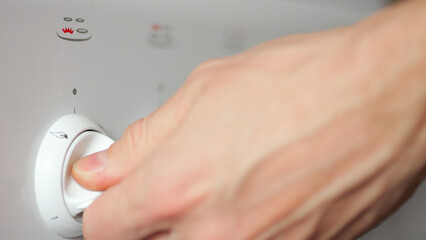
62,27,74,34
148,24,173,48
57,17,91,41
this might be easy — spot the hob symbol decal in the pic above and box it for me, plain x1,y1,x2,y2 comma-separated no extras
62,27,74,34
148,24,173,48
57,17,91,41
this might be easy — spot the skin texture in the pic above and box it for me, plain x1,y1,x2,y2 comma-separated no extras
72,1,426,239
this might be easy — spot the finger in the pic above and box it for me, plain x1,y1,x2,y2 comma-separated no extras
81,141,211,240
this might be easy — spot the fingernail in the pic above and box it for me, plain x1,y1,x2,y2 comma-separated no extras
73,150,108,175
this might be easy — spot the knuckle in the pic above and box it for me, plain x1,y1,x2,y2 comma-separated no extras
122,117,147,152
190,57,244,90
187,58,228,84
193,58,224,74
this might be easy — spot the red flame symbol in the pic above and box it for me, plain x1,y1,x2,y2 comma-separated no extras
152,24,160,31
62,27,74,34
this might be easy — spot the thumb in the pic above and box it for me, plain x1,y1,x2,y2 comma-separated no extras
71,89,192,191
71,138,138,191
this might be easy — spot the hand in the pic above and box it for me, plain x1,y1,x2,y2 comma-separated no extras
72,1,426,239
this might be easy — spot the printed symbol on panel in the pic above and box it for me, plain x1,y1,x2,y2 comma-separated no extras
57,17,91,42
50,216,59,220
224,27,246,52
49,131,68,139
62,27,74,34
148,24,173,48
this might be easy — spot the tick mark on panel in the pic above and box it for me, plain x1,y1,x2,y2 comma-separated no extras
50,216,58,220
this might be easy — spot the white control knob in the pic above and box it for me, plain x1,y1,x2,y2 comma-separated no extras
34,114,114,238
